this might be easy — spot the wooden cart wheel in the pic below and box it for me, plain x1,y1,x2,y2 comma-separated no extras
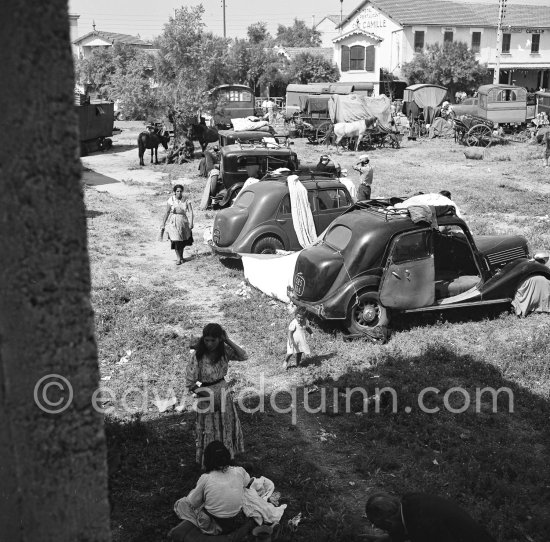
466,124,492,147
315,121,332,145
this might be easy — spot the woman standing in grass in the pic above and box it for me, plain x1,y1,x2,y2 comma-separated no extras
186,323,248,467
160,184,194,265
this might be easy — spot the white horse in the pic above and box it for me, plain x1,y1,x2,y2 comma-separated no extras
331,117,377,152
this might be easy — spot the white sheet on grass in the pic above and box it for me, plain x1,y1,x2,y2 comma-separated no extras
240,252,301,302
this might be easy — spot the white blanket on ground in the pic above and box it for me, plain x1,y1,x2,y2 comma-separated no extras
287,175,317,248
240,252,301,302
242,477,287,526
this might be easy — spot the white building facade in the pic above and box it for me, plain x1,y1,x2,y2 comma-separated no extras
319,0,550,96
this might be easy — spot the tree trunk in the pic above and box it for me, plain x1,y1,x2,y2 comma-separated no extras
0,2,111,541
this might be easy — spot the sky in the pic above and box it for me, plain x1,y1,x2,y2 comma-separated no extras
68,0,550,41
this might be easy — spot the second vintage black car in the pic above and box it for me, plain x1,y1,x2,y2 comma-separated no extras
289,199,550,334
211,171,353,255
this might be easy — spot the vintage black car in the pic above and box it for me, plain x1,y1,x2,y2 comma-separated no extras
211,172,353,255
289,199,550,334
213,143,299,208
218,129,288,147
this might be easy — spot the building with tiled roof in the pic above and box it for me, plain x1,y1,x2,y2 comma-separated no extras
317,0,550,96
316,15,344,47
73,27,153,59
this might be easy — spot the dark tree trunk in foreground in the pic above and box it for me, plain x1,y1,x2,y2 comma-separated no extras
0,2,111,540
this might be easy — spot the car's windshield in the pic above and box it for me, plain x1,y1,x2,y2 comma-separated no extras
234,191,254,209
324,225,352,251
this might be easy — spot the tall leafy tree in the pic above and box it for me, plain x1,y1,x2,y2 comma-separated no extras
402,42,489,98
247,22,271,44
287,52,339,84
74,47,116,96
106,50,160,120
153,5,230,134
276,18,321,47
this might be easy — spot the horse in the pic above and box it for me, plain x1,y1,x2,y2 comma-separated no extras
332,117,377,152
187,122,219,152
138,129,170,166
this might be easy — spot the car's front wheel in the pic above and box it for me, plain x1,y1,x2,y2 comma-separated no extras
346,290,390,335
253,236,284,254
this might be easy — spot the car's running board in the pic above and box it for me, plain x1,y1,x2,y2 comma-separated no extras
403,298,512,313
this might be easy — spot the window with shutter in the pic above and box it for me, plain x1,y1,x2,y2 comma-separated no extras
502,33,511,53
341,45,350,72
350,45,365,70
365,45,375,72
471,32,481,53
531,34,540,53
414,31,424,52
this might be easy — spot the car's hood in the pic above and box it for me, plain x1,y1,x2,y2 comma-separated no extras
474,235,528,268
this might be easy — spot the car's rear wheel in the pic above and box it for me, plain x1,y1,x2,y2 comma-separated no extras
346,290,390,335
253,236,284,254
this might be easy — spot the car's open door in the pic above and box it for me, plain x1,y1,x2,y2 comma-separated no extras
379,229,435,309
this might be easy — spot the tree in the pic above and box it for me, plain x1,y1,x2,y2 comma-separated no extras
401,42,489,98
106,50,161,120
287,52,340,84
74,47,116,96
247,22,271,44
276,18,321,47
153,5,230,138
1,0,110,538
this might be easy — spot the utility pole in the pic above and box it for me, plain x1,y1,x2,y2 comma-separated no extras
222,0,226,38
340,0,344,34
493,0,507,84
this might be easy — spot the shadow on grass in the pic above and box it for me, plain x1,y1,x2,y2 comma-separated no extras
309,303,510,338
86,209,105,218
106,343,550,542
301,352,337,367
220,258,244,271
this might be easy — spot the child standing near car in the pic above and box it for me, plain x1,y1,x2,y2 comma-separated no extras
283,308,312,369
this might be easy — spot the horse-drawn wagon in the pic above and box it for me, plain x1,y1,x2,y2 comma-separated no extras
76,98,114,155
453,115,495,147
320,93,398,151
402,84,448,138
453,84,537,146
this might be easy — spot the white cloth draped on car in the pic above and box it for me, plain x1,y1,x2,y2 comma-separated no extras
287,175,317,248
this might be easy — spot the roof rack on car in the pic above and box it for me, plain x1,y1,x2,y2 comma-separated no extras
350,199,457,222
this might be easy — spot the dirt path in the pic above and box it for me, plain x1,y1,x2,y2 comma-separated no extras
83,140,223,325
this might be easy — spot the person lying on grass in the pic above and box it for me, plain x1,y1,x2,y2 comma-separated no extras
364,491,496,542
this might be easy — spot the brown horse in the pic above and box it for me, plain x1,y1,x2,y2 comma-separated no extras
138,130,170,166
187,122,219,152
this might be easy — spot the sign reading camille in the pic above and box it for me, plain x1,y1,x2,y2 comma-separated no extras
357,7,387,30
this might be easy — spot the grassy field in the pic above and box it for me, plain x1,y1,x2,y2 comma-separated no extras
86,125,550,541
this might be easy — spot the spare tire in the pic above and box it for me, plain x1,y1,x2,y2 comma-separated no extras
252,236,284,254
